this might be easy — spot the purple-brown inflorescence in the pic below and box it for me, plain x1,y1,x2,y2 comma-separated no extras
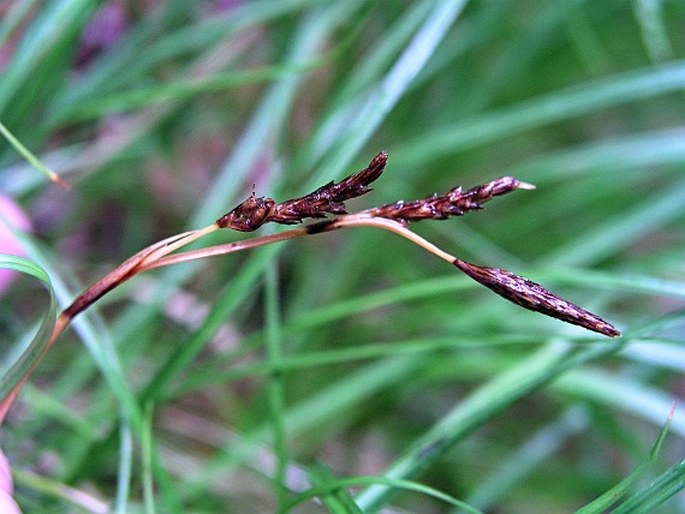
270,150,388,224
216,151,388,231
454,259,621,337
363,176,535,224
214,150,619,337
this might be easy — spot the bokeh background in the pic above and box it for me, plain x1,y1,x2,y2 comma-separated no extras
1,1,685,512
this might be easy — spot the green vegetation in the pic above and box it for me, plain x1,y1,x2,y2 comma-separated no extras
1,1,685,512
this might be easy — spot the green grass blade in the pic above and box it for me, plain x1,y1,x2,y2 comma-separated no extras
305,463,364,514
305,0,470,188
0,120,67,186
264,262,288,507
467,406,590,510
634,0,674,62
114,418,133,514
396,60,685,166
0,0,98,129
575,406,672,513
284,475,482,514
552,368,685,437
612,458,685,514
142,402,157,514
541,177,685,267
354,343,618,511
0,254,56,402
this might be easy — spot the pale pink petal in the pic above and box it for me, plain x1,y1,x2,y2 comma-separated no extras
0,491,21,514
0,449,14,495
0,195,32,295
0,450,20,513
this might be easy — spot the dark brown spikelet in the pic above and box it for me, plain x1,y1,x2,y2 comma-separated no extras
453,259,621,337
269,150,388,223
365,176,535,223
216,151,388,231
215,194,277,232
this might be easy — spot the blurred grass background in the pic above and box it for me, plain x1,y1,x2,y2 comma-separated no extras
1,0,685,512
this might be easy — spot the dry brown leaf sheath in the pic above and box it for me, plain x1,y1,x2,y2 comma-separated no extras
215,151,620,337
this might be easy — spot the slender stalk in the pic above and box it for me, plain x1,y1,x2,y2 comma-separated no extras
327,215,458,263
139,226,310,272
62,224,219,321
0,120,71,189
142,215,456,270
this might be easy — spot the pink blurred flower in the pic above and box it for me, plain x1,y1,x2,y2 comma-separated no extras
0,450,21,514
0,491,21,513
0,195,32,296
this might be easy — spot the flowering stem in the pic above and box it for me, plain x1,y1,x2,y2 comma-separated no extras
140,214,620,337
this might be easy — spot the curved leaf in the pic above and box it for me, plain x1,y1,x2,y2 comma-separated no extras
281,475,482,514
0,254,57,411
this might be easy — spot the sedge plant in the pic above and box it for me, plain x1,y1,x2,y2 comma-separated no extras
0,151,619,424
